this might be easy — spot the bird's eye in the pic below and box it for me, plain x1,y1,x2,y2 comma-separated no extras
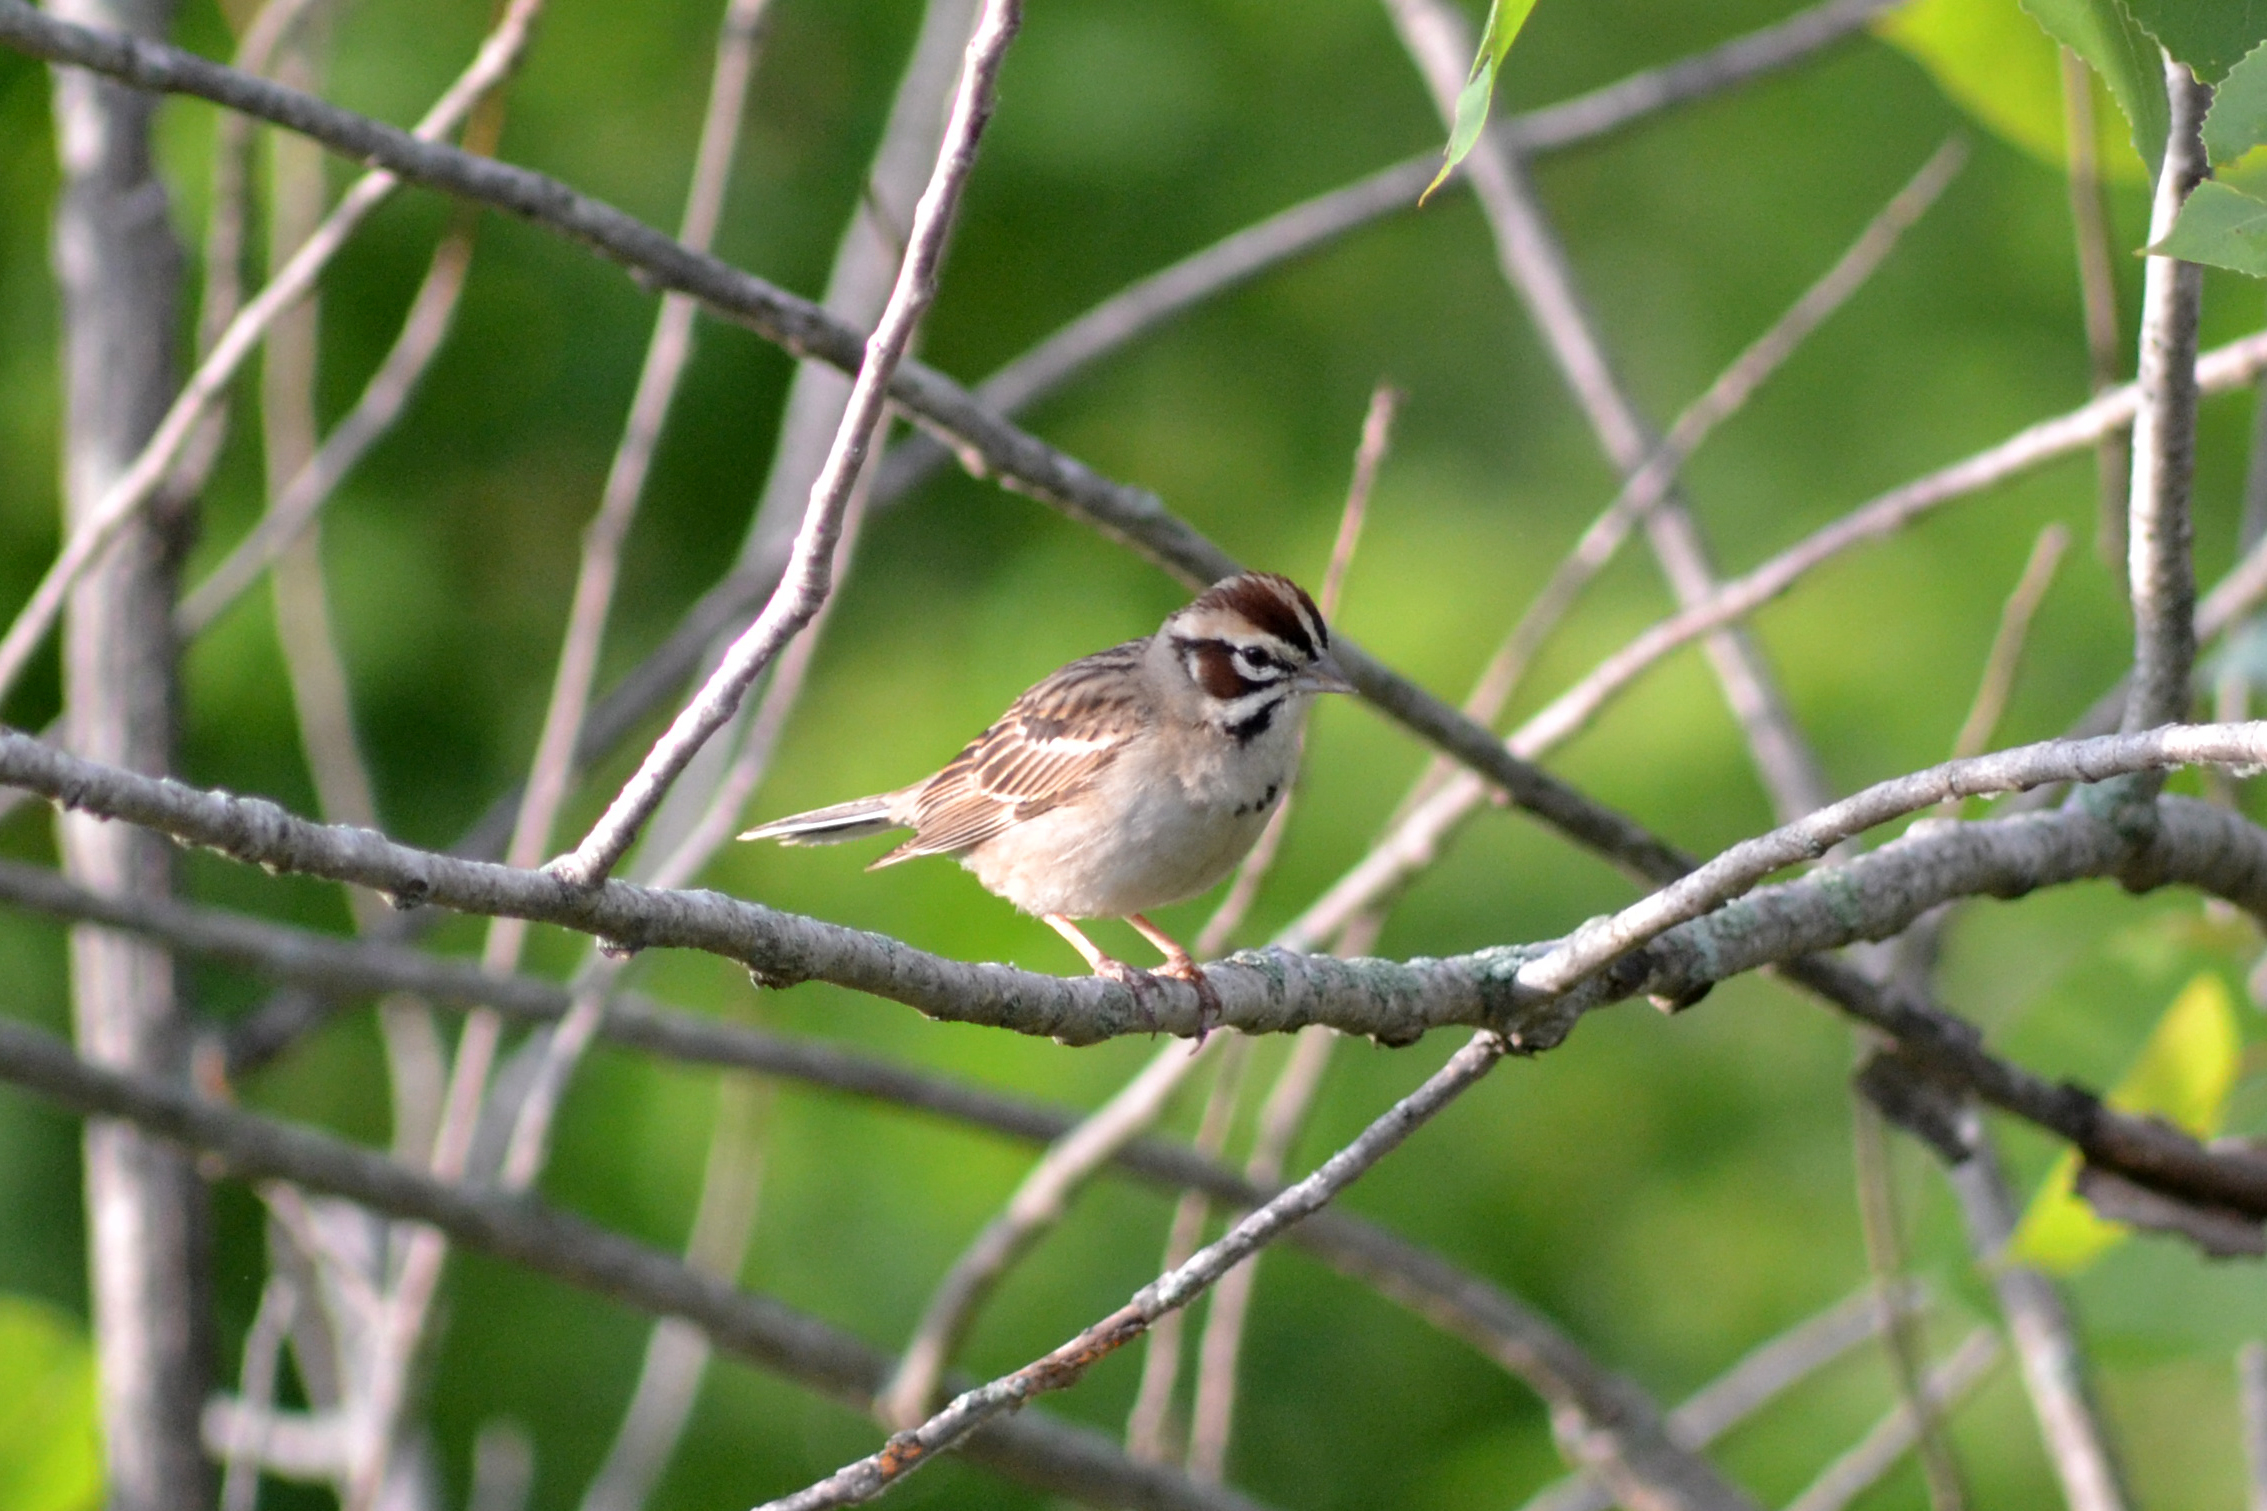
1233,647,1281,678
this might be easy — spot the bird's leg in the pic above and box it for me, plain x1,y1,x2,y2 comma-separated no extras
1128,913,1223,1043
1043,913,1165,1031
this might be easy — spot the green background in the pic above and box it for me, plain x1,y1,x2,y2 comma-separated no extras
4,0,2267,1507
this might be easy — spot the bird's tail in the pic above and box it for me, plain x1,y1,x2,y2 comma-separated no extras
738,793,904,846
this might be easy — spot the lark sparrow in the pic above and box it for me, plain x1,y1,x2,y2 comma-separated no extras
740,572,1354,1022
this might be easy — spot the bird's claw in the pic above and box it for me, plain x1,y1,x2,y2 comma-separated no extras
1092,956,1169,1032
1157,959,1223,1045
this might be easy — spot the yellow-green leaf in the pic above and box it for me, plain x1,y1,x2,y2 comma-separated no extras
0,1297,101,1511
1421,0,1543,204
2009,973,2241,1274
1878,0,2148,184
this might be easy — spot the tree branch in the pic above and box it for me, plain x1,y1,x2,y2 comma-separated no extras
1782,1328,2001,1511
2121,56,2212,739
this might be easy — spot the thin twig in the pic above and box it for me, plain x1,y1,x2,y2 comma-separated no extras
879,1037,1219,1429
1126,1043,1251,1463
732,0,979,587
1518,1286,1916,1511
1850,1099,1966,1511
493,0,778,916
1187,1025,1336,1482
1782,1328,2002,1511
753,1033,1515,1511
2121,56,2212,739
213,1276,299,1511
2059,49,2129,565
1193,385,1395,961
1942,1118,2131,1511
357,6,775,1486
2242,1342,2267,1511
494,435,878,1202
1952,523,2070,761
549,0,1022,890
579,1072,774,1511
177,227,476,636
175,0,333,513
0,0,550,709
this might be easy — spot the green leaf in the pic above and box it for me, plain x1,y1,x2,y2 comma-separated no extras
2206,39,2267,164
2149,178,2267,273
2009,973,2241,1274
2121,0,2267,83
1879,0,2147,183
0,1297,101,1511
2019,0,2173,174
1421,0,1543,204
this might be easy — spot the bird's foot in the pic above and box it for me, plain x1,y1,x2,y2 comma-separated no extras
1154,957,1222,1045
1090,955,1170,1032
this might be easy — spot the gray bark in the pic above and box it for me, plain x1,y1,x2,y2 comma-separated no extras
46,3,211,1508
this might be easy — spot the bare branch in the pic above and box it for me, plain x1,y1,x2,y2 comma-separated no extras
548,0,1020,889
1936,1116,2132,1511
21,722,2267,1225
579,1073,774,1511
1518,1286,1913,1511
2059,49,2129,564
1194,387,1394,962
755,1033,1518,1511
1850,1100,1966,1510
2243,1342,2267,1511
0,0,548,709
1126,1044,1250,1463
177,227,475,636
214,1276,299,1511
1187,1026,1336,1482
0,1018,1276,1511
1952,524,2070,761
880,1039,1216,1428
1290,329,2267,954
2122,58,2212,739
46,0,209,1502
498,0,777,899
1783,1328,2002,1511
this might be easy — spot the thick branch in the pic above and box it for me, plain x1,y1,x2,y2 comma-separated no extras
17,725,2267,1220
47,0,210,1502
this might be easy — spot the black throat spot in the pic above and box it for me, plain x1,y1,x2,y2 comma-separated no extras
1224,699,1279,745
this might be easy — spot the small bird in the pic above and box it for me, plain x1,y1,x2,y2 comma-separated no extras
739,572,1354,1025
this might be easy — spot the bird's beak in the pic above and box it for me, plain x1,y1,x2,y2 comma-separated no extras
1295,651,1357,696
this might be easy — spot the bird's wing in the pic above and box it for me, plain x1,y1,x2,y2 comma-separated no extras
872,640,1150,865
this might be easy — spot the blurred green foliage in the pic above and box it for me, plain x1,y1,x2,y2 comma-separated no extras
6,0,2267,1507
0,1296,101,1511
